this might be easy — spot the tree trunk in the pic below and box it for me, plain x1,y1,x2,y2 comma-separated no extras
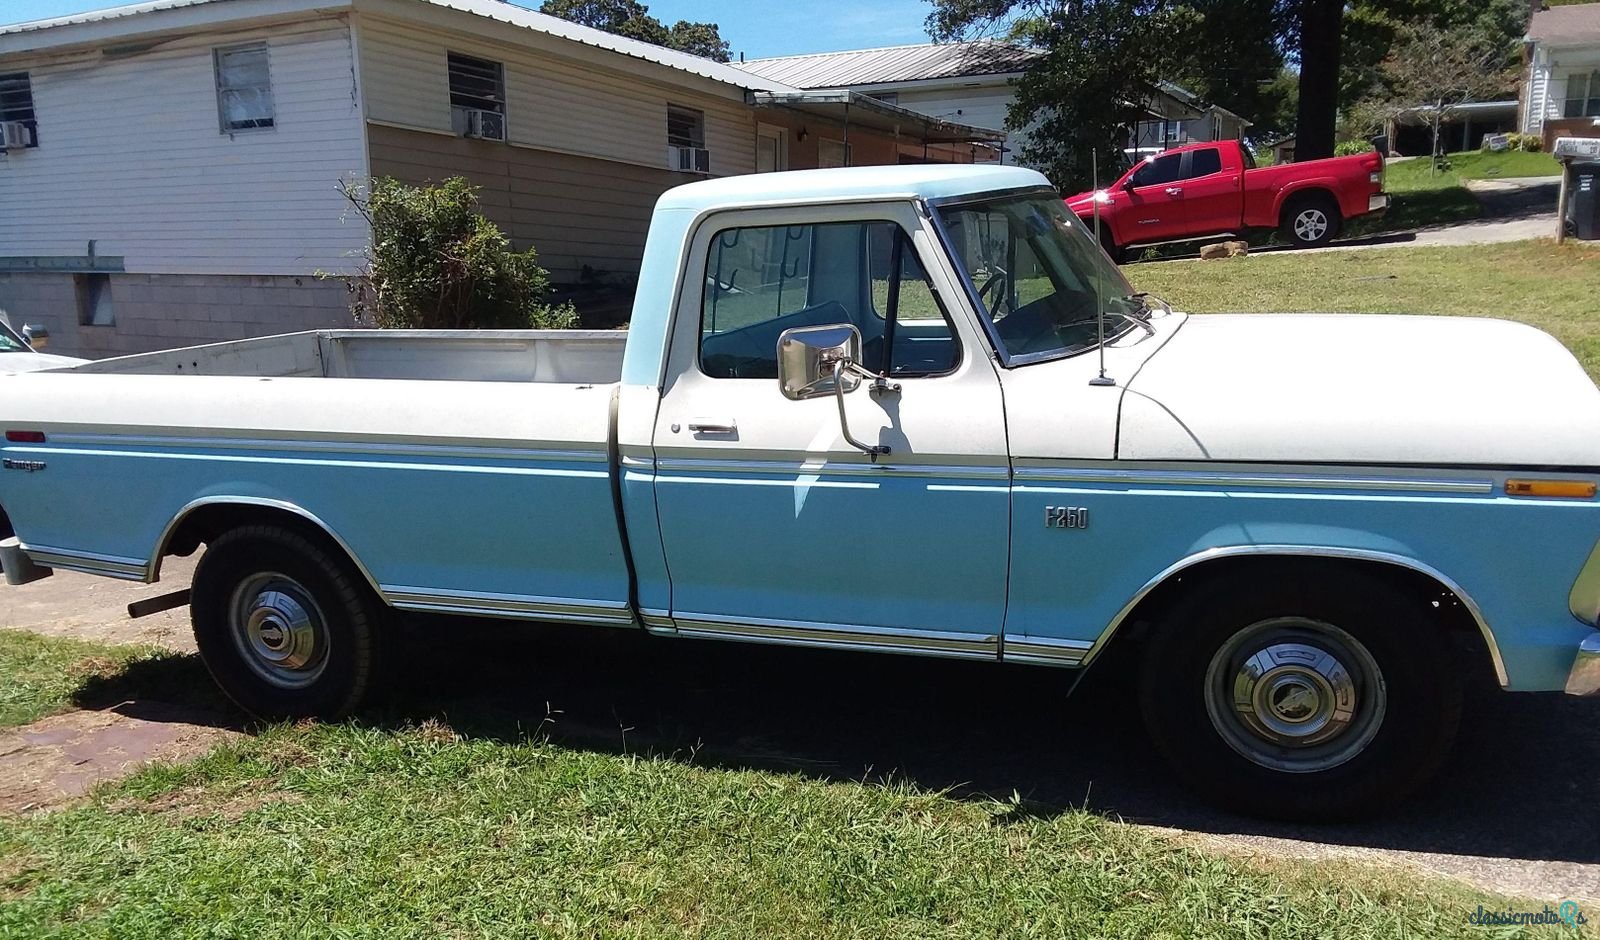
1294,0,1343,162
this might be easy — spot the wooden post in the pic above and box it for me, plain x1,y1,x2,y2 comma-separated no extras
1556,158,1571,245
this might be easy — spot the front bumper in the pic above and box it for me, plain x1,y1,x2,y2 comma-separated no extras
1368,193,1390,214
1566,633,1600,696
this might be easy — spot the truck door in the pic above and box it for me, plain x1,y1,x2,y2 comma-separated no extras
1119,151,1187,243
648,202,1011,658
1175,146,1241,236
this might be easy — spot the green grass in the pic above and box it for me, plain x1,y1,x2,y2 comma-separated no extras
0,629,154,730
1129,240,1600,380
1384,150,1562,192
0,719,1585,939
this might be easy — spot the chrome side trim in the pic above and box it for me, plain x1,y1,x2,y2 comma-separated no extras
1002,636,1093,667
640,608,675,631
44,432,608,465
1566,633,1600,696
654,457,1009,481
383,586,634,625
22,545,146,581
150,496,386,594
1013,466,1494,495
672,613,999,660
620,455,656,471
1082,544,1510,688
1570,538,1600,626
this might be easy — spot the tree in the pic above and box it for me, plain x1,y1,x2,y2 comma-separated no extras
1293,0,1344,161
540,0,732,62
342,177,577,330
1375,21,1516,167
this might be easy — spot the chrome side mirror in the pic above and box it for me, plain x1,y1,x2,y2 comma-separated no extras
776,323,895,457
21,324,47,350
778,323,862,401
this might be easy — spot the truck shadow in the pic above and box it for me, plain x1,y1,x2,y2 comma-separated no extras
390,617,1600,867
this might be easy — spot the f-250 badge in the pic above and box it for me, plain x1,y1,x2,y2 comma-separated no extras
1044,506,1088,529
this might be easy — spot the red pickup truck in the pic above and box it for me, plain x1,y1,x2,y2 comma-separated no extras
1065,139,1388,260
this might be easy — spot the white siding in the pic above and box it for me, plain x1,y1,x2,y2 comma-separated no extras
0,19,369,276
892,83,1020,163
358,15,755,177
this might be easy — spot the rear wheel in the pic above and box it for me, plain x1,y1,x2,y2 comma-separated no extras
192,524,386,719
1138,568,1461,820
1281,194,1342,248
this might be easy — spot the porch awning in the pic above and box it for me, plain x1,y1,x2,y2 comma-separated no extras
748,88,1006,146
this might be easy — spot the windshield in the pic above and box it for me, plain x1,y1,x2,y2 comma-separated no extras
936,193,1142,363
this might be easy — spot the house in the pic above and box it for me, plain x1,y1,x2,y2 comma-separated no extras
1390,99,1520,156
1263,135,1295,164
739,43,1248,168
0,0,1000,358
1127,83,1251,152
1521,1,1600,147
737,40,1031,164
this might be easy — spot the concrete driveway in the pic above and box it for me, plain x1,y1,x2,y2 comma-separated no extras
4,564,1599,904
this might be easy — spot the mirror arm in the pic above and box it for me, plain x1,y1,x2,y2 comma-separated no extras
831,360,891,458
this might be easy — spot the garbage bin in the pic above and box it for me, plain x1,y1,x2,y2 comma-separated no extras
1568,161,1600,241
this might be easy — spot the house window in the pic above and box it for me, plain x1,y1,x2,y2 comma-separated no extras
76,274,114,327
214,43,274,132
819,138,850,168
0,71,38,148
667,105,705,150
1566,70,1600,118
449,52,505,135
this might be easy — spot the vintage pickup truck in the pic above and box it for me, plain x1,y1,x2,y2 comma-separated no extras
1,165,1597,820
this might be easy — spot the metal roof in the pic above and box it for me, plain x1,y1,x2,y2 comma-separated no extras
0,0,802,92
750,89,1004,142
737,40,1040,89
1528,2,1600,46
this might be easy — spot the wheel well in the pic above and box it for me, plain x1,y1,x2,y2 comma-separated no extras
1280,188,1338,223
0,503,12,542
159,503,376,594
1100,554,1501,689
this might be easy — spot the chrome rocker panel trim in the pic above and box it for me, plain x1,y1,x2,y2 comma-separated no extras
1012,466,1495,495
668,613,1000,661
382,586,634,626
22,545,146,580
1002,636,1094,666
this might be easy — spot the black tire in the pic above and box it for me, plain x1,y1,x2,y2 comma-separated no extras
1099,227,1127,264
1281,193,1342,248
1138,567,1462,821
191,524,386,720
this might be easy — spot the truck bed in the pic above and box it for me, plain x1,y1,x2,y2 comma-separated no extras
68,329,628,385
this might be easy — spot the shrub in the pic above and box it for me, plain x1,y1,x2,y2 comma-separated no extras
344,176,577,330
1334,139,1374,157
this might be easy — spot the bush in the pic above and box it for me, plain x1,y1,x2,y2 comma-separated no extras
1334,139,1374,157
345,176,577,330
1480,132,1545,153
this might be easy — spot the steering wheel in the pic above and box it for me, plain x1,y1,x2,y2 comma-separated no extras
977,268,1012,319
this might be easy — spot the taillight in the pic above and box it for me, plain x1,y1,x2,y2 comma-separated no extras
4,431,45,443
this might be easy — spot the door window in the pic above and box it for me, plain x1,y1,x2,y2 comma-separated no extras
1188,147,1223,178
1130,152,1182,188
700,221,957,379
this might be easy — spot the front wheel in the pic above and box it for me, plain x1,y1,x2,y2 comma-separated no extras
1138,568,1461,820
191,524,387,719
1281,195,1342,248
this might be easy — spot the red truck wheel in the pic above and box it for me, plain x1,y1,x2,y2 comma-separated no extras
1282,194,1342,248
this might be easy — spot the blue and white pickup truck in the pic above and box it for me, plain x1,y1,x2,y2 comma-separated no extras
2,165,1598,819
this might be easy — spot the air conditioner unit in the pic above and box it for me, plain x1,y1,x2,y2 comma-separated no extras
668,145,711,174
0,122,32,151
460,108,505,142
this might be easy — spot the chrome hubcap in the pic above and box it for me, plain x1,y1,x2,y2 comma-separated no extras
1204,618,1385,773
230,573,329,689
1293,209,1329,242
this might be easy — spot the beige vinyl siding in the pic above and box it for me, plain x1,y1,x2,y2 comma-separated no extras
0,19,368,276
368,122,695,282
358,15,755,177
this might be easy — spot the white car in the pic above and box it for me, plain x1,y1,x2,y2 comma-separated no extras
0,318,83,373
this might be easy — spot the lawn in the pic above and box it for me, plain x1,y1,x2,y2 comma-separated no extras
1129,240,1600,381
1344,149,1563,237
0,629,1589,937
0,629,154,730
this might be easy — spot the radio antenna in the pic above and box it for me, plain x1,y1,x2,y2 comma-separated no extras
1089,148,1116,387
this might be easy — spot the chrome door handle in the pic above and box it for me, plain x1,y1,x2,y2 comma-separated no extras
687,418,737,433
1165,187,1184,196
